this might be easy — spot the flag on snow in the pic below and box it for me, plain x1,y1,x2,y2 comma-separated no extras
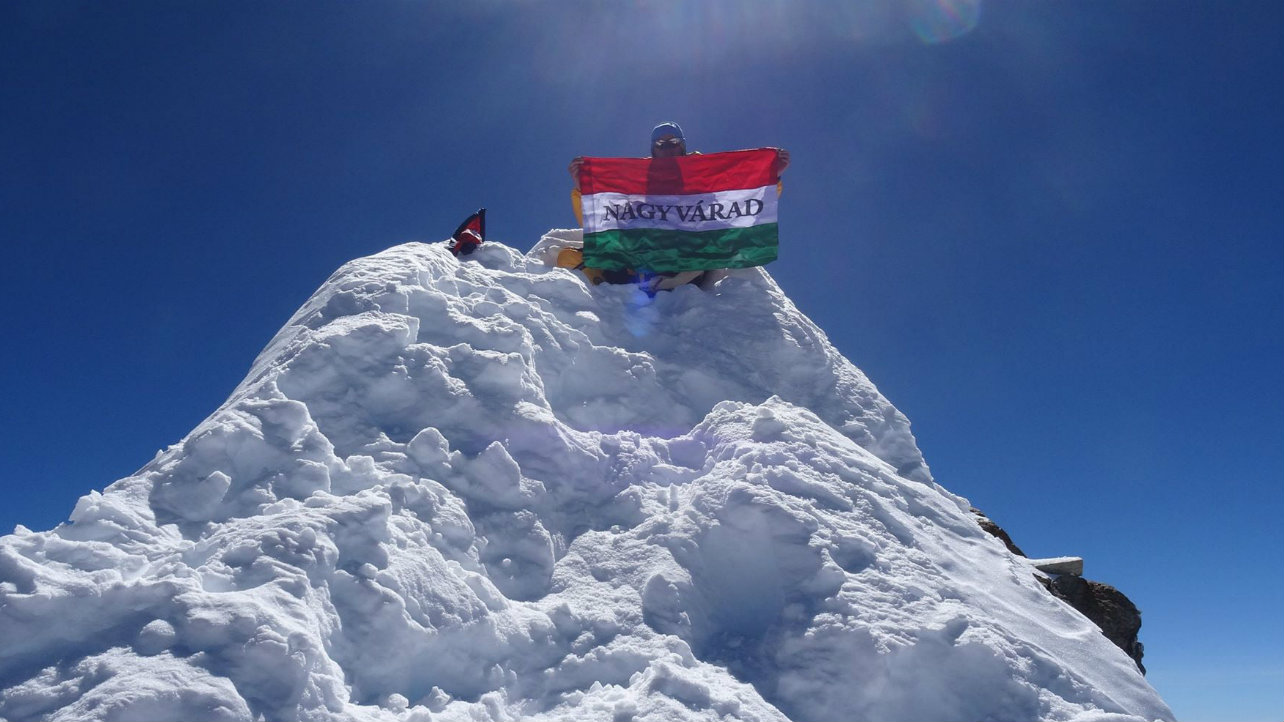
577,149,780,273
448,208,486,257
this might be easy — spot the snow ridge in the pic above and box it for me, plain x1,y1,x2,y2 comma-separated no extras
0,234,1172,721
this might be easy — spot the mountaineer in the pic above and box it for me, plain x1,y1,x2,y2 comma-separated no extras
562,122,789,293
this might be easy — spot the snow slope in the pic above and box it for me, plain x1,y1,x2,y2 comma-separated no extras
0,234,1173,721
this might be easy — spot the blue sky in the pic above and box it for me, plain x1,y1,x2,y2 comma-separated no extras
1,1,1280,719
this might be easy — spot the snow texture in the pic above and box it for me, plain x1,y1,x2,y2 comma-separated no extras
0,233,1173,721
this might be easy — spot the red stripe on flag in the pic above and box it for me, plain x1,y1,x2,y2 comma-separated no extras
578,148,779,196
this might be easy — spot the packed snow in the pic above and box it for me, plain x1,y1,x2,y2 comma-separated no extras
0,233,1173,721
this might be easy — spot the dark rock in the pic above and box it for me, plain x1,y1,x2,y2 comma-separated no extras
970,507,1026,557
971,507,1147,674
1045,574,1146,674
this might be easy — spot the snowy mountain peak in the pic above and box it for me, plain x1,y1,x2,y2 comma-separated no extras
0,234,1172,721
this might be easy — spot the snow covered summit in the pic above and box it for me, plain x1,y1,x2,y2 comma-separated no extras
0,234,1172,721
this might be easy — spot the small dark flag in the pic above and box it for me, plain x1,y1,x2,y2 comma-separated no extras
448,208,486,257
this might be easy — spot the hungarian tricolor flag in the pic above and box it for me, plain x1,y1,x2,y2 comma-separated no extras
577,149,780,273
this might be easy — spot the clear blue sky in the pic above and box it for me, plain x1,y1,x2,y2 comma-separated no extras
2,2,1280,719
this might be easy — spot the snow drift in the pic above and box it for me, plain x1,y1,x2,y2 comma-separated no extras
0,233,1173,721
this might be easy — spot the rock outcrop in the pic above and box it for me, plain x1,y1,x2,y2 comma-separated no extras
1046,574,1146,674
971,508,1147,673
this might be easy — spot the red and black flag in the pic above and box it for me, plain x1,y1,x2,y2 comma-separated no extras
448,208,486,257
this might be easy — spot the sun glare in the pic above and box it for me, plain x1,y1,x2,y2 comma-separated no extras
908,0,982,44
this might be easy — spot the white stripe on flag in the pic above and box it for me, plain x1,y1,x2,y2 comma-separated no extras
583,186,778,233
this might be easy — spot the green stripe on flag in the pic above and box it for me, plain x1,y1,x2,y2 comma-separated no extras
584,224,778,273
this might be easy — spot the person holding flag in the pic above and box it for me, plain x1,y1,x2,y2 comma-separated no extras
563,122,789,293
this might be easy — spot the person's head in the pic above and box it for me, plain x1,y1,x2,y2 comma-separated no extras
650,122,686,158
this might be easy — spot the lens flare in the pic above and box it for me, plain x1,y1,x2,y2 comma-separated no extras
908,0,982,44
625,286,659,337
